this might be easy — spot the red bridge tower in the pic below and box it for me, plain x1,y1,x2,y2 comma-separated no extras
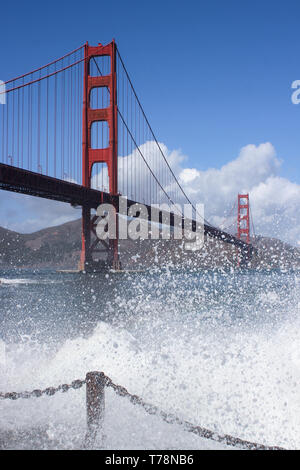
79,41,120,272
236,193,250,267
237,194,250,244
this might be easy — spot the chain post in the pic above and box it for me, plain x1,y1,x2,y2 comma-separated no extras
84,371,106,448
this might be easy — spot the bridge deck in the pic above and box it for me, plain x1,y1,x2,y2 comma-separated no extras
0,163,250,251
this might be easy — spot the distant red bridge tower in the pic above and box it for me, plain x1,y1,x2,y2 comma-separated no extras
237,194,250,244
236,194,250,267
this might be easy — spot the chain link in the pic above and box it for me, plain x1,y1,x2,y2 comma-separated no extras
104,376,285,451
0,372,285,450
0,379,85,400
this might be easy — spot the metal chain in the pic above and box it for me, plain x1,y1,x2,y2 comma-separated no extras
0,372,286,450
103,375,285,451
0,379,85,400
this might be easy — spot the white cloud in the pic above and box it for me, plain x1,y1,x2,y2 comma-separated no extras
174,142,300,245
1,141,299,246
112,141,299,246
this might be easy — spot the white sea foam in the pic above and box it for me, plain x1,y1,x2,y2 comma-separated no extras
0,277,62,286
0,310,299,448
0,278,39,285
0,270,299,449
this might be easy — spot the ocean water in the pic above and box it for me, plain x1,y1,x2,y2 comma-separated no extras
0,267,299,449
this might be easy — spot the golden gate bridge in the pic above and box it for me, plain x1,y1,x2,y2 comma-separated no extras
0,40,252,271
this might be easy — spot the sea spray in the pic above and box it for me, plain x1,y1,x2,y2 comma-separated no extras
0,268,299,449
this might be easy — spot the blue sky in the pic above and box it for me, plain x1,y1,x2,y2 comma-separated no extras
1,0,300,242
1,0,300,179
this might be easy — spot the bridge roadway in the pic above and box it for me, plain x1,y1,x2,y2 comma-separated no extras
0,163,251,252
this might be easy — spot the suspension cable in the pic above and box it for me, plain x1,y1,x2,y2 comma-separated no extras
3,44,84,86
116,47,213,226
2,57,86,95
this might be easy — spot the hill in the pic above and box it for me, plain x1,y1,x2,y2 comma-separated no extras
0,219,299,270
